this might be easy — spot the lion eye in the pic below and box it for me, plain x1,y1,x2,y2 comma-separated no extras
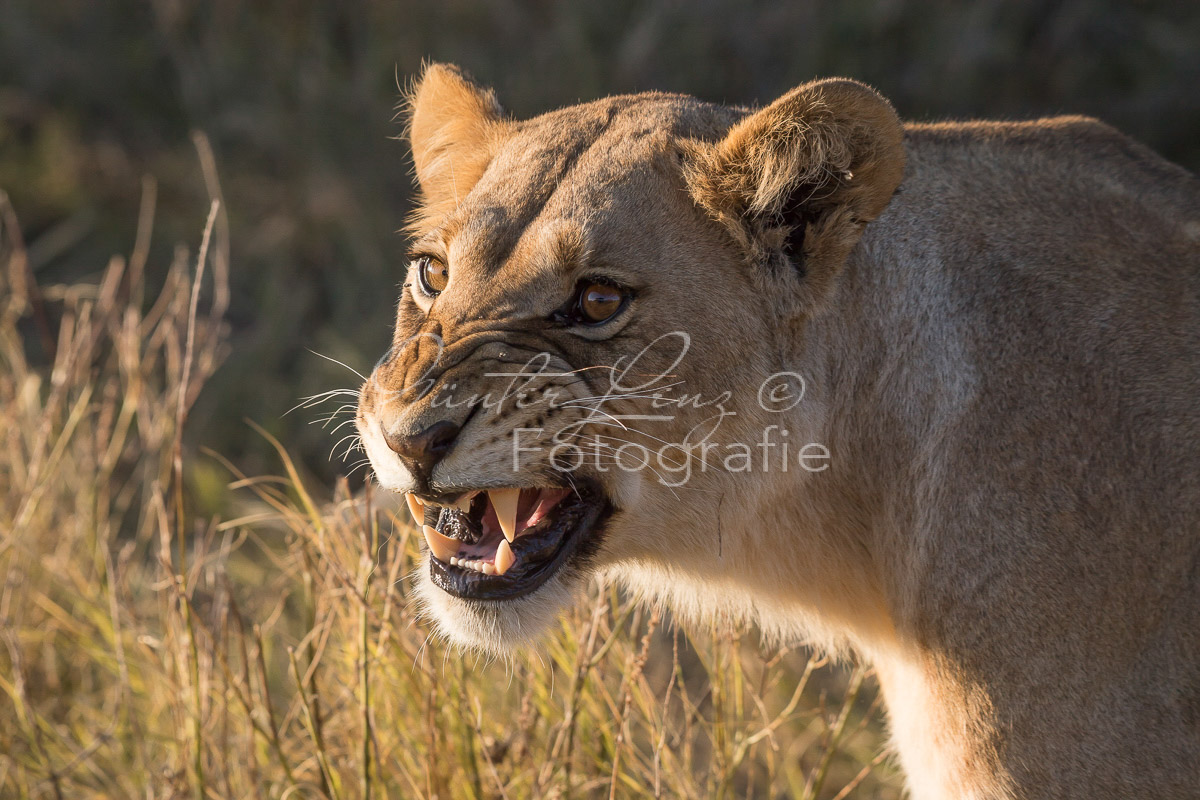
577,281,625,324
413,256,448,296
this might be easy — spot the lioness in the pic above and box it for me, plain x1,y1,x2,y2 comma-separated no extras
356,63,1200,799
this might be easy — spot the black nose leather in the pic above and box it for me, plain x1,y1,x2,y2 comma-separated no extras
383,420,460,482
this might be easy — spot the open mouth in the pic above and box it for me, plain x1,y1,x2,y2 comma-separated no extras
404,483,610,600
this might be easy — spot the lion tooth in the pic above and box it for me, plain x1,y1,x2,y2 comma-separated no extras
452,492,475,513
405,494,424,527
490,488,520,542
494,539,515,575
422,525,459,562
482,562,496,576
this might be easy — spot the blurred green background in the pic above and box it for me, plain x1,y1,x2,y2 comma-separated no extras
2,0,1197,498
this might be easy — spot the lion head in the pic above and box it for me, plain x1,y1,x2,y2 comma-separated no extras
356,63,904,653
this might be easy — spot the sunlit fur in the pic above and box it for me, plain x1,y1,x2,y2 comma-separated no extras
357,63,1200,799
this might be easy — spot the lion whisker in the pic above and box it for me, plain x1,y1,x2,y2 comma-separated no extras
307,348,368,381
329,434,361,460
284,390,361,417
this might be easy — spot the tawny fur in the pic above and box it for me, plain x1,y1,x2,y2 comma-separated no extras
358,63,1200,800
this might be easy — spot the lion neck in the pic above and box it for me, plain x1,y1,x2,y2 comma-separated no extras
612,243,1012,798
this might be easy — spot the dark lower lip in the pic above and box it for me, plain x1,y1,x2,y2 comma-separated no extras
428,486,610,601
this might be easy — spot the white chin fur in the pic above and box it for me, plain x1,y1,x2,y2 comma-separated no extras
412,554,579,656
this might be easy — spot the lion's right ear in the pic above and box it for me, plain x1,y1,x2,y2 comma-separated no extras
407,63,507,227
684,79,905,315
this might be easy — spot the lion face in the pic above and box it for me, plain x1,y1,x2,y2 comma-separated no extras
356,64,903,653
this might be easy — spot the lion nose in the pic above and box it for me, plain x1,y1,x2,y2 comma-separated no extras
383,419,461,481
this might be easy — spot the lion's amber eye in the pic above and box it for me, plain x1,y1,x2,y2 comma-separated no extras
413,256,448,296
577,282,624,324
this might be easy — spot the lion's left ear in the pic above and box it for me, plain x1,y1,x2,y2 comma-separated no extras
684,78,905,313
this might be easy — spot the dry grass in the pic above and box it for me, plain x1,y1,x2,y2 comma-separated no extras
0,183,902,798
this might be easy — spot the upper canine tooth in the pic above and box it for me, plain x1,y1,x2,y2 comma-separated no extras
422,525,459,562
490,488,520,542
405,494,424,527
494,539,515,575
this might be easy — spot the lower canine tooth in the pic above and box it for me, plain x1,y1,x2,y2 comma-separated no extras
422,525,459,562
494,539,515,575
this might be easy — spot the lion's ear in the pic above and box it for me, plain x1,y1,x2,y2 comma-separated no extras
407,63,507,219
685,78,905,312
